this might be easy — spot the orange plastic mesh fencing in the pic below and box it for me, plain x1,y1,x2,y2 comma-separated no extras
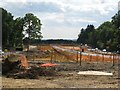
19,55,29,69
57,51,120,63
52,46,120,63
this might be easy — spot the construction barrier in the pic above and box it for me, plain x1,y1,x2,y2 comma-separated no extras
52,45,120,64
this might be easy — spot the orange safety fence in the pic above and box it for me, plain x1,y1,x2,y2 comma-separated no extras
56,50,120,63
53,46,120,63
79,54,120,63
19,54,29,69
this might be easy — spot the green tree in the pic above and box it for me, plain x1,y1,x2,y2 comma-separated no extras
111,10,120,51
77,25,95,45
112,11,120,29
77,11,120,52
23,13,43,50
14,17,24,47
2,8,43,50
96,21,115,50
77,28,84,44
2,8,14,49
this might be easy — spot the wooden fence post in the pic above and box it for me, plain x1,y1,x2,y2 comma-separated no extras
96,55,98,63
90,55,92,62
54,51,56,62
117,54,119,63
76,51,78,63
102,54,104,62
80,51,82,66
113,53,115,66
33,54,34,61
50,50,53,63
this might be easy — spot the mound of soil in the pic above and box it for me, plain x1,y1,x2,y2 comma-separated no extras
2,57,57,79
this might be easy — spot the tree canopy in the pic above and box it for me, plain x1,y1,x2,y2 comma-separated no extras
2,8,43,50
2,8,14,49
77,11,120,52
23,13,42,40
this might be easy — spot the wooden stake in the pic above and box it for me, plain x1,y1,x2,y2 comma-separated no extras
50,51,53,63
80,51,82,66
76,51,78,63
96,55,98,63
90,55,92,62
113,53,115,66
54,51,56,62
102,54,104,62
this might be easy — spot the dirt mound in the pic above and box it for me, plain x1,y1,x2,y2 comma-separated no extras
2,55,57,79
2,58,20,75
6,66,56,79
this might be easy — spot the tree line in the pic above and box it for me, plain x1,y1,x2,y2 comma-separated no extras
2,8,42,50
77,11,120,52
2,8,120,52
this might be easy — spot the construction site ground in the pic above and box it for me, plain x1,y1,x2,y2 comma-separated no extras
2,61,119,88
1,45,120,88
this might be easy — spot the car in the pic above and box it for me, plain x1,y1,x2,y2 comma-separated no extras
116,51,120,54
0,50,4,58
0,50,4,54
102,49,106,52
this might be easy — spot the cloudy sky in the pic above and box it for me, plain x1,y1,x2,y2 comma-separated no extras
0,0,119,39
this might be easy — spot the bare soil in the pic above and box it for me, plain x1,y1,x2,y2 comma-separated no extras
1,45,120,88
2,61,119,88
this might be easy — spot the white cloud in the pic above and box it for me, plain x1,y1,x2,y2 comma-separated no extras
0,1,7,7
66,18,97,23
44,13,64,21
64,1,117,15
118,1,120,10
35,12,65,24
1,0,118,15
1,0,119,39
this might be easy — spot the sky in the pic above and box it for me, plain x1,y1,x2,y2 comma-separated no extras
0,0,119,39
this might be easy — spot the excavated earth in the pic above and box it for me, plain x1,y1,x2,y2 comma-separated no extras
1,46,120,88
2,60,120,88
